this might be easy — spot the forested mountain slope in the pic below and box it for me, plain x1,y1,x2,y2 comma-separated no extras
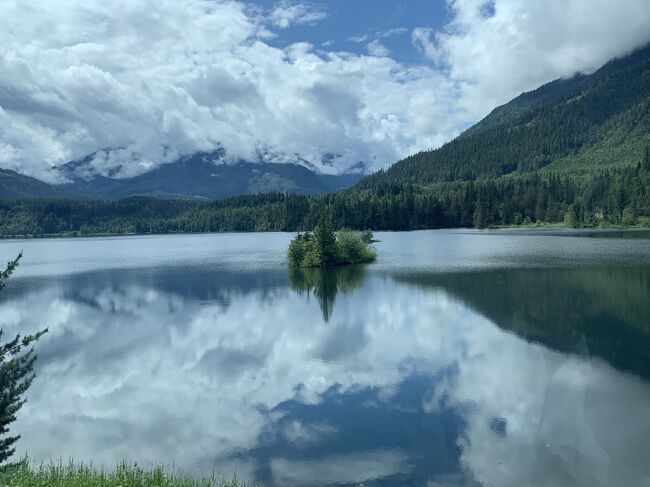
359,44,650,187
0,169,66,198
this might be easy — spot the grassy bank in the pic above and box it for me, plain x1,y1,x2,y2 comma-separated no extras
492,216,650,230
0,461,252,487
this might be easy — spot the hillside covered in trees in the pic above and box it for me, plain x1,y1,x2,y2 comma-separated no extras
360,44,650,186
1,154,648,236
1,44,649,236
0,169,66,199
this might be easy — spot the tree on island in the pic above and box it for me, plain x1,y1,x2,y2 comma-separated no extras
0,253,47,467
313,210,337,266
288,211,377,268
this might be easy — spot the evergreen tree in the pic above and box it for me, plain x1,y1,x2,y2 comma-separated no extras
0,253,47,466
313,210,337,265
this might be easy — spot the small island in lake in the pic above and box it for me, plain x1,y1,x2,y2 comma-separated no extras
288,212,377,268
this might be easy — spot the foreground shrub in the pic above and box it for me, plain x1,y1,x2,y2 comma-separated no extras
360,229,375,244
336,229,377,264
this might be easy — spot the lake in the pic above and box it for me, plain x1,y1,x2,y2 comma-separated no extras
1,229,650,486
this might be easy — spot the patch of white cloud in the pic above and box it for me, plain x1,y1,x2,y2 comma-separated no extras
348,34,370,44
349,27,408,44
379,27,409,38
268,0,328,29
413,0,650,120
367,40,390,57
271,449,412,486
282,420,337,446
412,27,442,63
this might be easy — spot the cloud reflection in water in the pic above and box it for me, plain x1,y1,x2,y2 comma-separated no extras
2,262,649,486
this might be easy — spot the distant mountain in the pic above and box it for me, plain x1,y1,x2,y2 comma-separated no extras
0,168,66,198
359,43,650,188
56,151,363,200
318,173,365,192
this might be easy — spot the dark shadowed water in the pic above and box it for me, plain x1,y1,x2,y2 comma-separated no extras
1,229,649,487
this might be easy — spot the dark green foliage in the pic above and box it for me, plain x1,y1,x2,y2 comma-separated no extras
0,169,66,199
287,232,320,268
335,229,377,264
288,213,377,268
360,230,375,244
313,211,337,265
0,254,47,466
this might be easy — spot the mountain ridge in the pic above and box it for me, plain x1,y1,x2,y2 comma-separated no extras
0,152,364,200
358,43,650,188
0,168,67,199
57,152,364,200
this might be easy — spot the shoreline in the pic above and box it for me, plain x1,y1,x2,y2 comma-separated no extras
1,223,649,241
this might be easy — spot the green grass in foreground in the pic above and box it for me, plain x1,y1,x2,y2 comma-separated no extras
0,461,252,487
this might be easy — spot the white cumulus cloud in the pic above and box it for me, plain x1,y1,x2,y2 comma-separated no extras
0,0,648,182
413,0,650,120
269,0,328,28
367,40,390,57
0,0,458,181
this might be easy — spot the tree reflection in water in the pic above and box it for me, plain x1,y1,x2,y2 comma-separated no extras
288,265,367,321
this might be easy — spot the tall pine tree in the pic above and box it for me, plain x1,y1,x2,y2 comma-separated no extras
313,210,337,265
0,253,47,466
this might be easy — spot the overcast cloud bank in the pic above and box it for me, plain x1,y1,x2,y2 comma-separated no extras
0,0,649,182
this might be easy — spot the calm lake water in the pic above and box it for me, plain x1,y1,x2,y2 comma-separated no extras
1,229,650,486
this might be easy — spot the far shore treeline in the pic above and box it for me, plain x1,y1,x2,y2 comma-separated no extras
0,157,649,237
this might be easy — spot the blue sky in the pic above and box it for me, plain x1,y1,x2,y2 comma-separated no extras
254,0,450,64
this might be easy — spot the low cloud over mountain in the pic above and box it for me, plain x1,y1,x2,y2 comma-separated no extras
1,0,649,182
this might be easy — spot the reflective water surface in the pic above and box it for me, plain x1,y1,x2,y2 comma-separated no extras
1,230,649,486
